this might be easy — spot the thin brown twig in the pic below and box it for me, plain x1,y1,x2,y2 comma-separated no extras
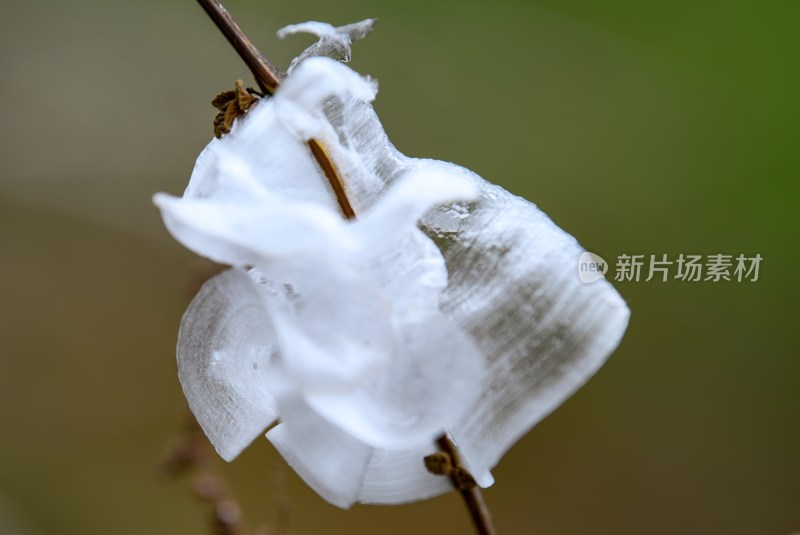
196,0,283,95
196,0,356,220
436,435,497,535
194,2,495,533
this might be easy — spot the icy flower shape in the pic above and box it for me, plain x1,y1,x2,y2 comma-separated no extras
155,55,629,508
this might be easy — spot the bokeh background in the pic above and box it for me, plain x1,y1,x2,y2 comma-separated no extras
1,0,798,533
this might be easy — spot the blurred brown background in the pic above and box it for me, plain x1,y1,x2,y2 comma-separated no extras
1,1,798,534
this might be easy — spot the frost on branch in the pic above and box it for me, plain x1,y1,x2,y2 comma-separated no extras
154,43,629,508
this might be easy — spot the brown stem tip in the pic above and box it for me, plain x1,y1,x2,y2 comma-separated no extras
433,435,498,535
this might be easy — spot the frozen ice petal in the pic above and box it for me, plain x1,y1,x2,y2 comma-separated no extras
267,397,466,507
171,57,378,217
278,19,376,72
424,177,630,477
153,191,357,267
171,57,386,217
356,445,450,504
334,19,378,43
178,268,279,461
351,166,478,258
267,394,372,509
183,98,339,210
304,314,486,448
258,259,395,392
274,57,377,142
365,228,447,318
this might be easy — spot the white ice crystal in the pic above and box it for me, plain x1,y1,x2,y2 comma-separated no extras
155,38,629,509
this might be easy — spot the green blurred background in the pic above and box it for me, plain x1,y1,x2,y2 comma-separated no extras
1,0,797,533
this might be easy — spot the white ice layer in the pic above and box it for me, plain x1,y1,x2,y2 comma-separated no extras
155,54,629,508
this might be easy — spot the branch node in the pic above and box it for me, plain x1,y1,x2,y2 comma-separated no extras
424,452,454,475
